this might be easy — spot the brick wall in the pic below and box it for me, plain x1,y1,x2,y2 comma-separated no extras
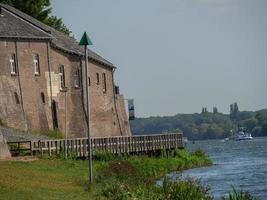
0,39,131,138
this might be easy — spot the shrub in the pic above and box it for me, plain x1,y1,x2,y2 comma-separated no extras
93,151,116,162
222,187,258,200
156,177,213,200
193,148,206,157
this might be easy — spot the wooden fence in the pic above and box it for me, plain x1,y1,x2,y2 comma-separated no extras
7,133,183,157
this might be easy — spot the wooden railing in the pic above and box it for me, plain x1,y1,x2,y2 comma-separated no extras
7,140,34,156
8,133,183,157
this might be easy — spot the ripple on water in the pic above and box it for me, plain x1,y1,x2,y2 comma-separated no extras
175,138,267,200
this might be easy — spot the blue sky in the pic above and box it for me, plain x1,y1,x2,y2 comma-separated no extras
51,0,267,117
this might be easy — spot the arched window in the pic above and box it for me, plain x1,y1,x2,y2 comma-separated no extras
33,54,40,75
102,73,107,93
74,69,81,88
59,65,65,90
41,92,45,103
14,92,20,104
10,54,17,75
96,73,100,85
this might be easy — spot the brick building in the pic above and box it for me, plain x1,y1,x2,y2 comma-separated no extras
0,4,131,138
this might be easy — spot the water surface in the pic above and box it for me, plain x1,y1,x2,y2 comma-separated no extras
173,137,267,199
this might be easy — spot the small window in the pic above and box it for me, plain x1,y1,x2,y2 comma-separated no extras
14,92,20,104
96,73,100,85
88,77,91,86
74,69,81,88
102,73,107,93
115,86,120,95
59,65,65,90
10,54,17,75
33,54,40,75
41,92,45,103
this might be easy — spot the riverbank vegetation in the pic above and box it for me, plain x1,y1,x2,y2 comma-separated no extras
0,149,258,199
0,149,213,200
131,109,267,140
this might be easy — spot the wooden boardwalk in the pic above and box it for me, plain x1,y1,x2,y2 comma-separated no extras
7,133,183,157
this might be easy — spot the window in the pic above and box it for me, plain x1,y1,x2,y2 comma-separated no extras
10,54,17,75
33,54,40,75
115,86,120,95
59,65,65,90
41,92,45,103
102,73,107,93
14,92,20,104
96,73,100,85
74,69,81,88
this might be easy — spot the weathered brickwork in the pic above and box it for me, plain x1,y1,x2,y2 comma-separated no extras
0,4,131,138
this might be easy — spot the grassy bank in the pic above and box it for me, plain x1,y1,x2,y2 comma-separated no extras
0,149,212,200
1,149,256,200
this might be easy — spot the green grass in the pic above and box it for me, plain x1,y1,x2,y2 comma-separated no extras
0,149,257,200
32,129,63,139
0,149,212,200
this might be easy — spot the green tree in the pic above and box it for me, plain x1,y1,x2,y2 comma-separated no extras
261,121,267,135
230,102,239,121
252,126,262,137
213,107,218,114
242,118,258,131
0,0,71,35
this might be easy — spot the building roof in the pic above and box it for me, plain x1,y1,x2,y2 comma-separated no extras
0,4,114,68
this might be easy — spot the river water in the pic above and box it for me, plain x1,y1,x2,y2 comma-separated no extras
173,137,267,200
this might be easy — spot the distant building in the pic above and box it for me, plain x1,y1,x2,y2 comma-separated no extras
0,4,131,137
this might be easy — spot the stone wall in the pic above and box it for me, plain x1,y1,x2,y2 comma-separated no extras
116,94,132,136
0,129,11,159
0,39,131,138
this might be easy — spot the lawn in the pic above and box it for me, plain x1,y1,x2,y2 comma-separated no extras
0,149,213,200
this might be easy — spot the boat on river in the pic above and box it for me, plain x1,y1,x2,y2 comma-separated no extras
226,128,253,141
233,131,253,141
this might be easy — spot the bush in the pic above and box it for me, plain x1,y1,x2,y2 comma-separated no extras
222,187,258,200
193,148,206,158
93,151,116,162
156,177,213,200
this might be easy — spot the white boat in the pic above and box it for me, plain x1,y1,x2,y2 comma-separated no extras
233,131,253,141
228,128,253,141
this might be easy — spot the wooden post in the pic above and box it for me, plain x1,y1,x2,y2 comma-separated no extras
40,141,43,158
30,141,33,156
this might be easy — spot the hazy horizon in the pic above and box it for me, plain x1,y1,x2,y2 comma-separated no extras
51,0,267,117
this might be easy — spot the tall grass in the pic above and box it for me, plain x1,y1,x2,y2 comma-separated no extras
222,187,259,200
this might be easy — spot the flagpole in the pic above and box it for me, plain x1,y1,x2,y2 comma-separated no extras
85,45,93,184
79,32,93,184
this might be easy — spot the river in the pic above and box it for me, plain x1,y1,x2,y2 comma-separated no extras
172,137,267,200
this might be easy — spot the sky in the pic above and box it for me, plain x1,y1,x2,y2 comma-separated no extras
51,0,267,117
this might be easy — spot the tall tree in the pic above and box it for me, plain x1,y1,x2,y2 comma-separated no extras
213,107,218,114
0,0,71,35
230,102,239,121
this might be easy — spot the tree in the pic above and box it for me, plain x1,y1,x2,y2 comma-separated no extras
242,118,258,131
44,16,71,35
0,0,71,35
230,102,239,121
255,111,267,125
213,107,218,114
201,107,208,114
261,121,267,136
